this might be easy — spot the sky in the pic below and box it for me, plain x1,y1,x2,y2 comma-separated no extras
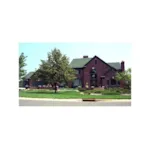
19,43,132,73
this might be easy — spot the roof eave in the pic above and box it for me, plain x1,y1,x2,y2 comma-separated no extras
72,67,85,69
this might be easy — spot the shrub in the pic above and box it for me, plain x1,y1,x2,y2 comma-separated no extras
82,89,101,94
114,88,130,94
121,89,131,94
92,88,103,93
78,87,86,92
101,90,120,95
91,86,95,89
106,88,131,94
86,91,91,95
78,87,131,95
94,90,102,94
84,90,92,94
109,88,122,93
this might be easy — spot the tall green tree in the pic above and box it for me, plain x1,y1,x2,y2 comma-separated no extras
19,53,27,80
115,68,131,89
32,48,76,93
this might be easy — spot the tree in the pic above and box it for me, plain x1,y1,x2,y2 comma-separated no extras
32,48,76,93
115,68,131,89
19,53,27,80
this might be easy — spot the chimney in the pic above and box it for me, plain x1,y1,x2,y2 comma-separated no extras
121,61,125,71
83,56,88,58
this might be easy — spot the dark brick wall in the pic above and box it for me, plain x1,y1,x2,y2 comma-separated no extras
75,68,85,87
24,79,45,87
75,57,120,88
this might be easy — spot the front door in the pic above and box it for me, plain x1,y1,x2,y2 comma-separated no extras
91,80,97,87
100,77,105,87
100,78,103,87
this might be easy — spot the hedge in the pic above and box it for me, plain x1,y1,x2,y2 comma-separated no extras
78,87,131,94
101,91,120,95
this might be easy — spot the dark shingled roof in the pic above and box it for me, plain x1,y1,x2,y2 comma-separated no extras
70,57,121,70
107,62,121,70
24,72,34,79
70,58,92,68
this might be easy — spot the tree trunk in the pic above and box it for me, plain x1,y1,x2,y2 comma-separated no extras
54,83,57,93
55,86,57,93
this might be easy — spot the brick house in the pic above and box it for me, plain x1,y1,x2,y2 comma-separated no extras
70,55,125,88
22,55,125,88
22,72,45,88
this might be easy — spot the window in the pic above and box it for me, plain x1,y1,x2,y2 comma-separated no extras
107,80,109,85
111,79,116,85
92,74,95,78
91,73,97,79
73,78,81,87
91,67,96,74
90,68,97,87
95,60,97,65
76,70,80,74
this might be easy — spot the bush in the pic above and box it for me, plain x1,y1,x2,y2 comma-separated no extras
106,88,131,94
101,90,120,95
65,85,69,88
108,88,121,93
121,89,131,94
78,87,131,95
91,86,95,89
82,89,102,94
78,87,86,92
94,90,102,94
91,88,103,93
83,90,91,94
86,91,92,95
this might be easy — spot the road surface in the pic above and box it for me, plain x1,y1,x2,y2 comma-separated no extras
19,99,131,106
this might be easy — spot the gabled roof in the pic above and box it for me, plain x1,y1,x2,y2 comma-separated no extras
24,72,34,79
70,57,121,70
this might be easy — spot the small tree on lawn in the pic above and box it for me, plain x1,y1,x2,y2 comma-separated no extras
115,68,131,89
19,53,27,80
32,48,76,93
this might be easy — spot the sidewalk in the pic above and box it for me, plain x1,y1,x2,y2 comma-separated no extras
19,97,82,102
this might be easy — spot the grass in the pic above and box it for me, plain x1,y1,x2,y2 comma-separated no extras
19,89,131,99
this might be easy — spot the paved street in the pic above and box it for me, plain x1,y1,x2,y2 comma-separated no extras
19,99,131,106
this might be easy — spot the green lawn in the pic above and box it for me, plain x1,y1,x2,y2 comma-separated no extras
19,90,131,99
